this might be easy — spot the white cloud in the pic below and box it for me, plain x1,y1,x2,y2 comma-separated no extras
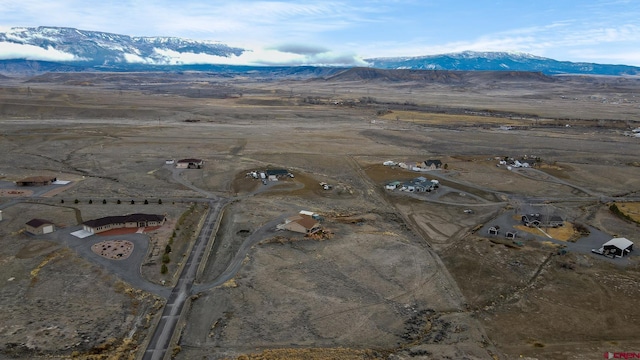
0,41,81,61
359,20,640,65
1,1,639,66
565,49,640,66
122,52,152,64
149,47,368,66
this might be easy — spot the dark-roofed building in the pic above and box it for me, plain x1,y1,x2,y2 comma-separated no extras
176,158,203,169
16,176,57,186
521,213,564,228
82,213,166,234
422,160,442,170
25,218,55,235
265,169,290,177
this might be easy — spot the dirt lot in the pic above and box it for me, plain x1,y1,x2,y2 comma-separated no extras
0,71,639,359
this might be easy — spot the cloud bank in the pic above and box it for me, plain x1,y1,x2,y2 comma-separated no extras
0,42,81,61
123,45,368,67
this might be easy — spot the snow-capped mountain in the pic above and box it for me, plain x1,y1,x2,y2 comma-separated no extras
0,26,245,67
365,51,640,76
1,27,640,76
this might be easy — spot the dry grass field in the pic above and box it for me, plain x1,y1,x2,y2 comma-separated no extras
616,202,640,223
0,70,639,360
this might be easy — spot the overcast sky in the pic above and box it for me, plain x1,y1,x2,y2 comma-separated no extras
1,0,640,66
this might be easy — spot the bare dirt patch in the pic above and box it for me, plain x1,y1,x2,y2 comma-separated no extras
0,189,33,197
91,240,134,260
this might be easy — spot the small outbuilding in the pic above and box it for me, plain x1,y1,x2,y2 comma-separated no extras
25,219,55,235
597,238,634,258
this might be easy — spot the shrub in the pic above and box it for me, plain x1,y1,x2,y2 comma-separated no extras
165,244,172,254
162,253,170,264
160,264,168,274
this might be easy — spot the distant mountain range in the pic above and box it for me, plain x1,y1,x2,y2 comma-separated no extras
366,51,640,76
1,26,639,76
0,26,243,71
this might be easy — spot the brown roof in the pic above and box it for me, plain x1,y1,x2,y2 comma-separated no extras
293,216,319,230
17,176,56,183
83,213,165,228
26,218,53,227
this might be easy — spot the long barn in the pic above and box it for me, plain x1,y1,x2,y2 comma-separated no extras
82,213,166,234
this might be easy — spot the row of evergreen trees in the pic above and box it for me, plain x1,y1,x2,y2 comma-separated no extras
61,199,163,204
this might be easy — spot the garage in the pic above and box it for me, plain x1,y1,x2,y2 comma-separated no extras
25,219,56,235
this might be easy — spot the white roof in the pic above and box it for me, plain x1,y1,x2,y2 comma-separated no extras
603,237,634,249
71,229,93,238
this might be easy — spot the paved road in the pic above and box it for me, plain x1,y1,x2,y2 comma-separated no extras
143,198,226,360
